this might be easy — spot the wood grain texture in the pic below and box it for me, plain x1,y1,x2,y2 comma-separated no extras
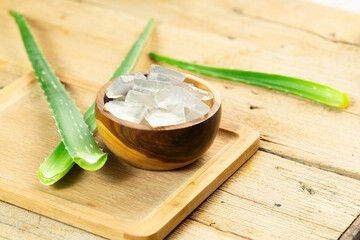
1,0,360,239
189,150,360,239
0,71,35,111
95,74,222,170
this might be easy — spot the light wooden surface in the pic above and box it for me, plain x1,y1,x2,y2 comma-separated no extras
0,0,360,239
0,82,259,240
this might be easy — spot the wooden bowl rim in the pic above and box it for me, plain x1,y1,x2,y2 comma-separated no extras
95,72,221,131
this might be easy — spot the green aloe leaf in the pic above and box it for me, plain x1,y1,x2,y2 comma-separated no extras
37,17,154,184
150,52,349,108
10,10,107,173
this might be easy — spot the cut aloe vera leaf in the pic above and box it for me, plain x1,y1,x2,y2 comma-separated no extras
38,103,96,184
38,142,75,185
37,18,154,184
150,52,349,108
10,10,107,171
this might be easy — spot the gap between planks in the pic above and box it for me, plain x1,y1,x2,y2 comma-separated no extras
338,214,360,240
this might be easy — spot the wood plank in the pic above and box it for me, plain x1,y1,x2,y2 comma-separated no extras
208,77,360,179
0,201,103,240
0,200,247,240
339,215,360,240
0,61,29,88
166,219,247,240
187,151,360,240
76,0,360,45
224,0,360,45
0,72,35,111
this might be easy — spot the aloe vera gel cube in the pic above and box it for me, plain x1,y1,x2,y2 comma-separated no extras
106,72,146,98
148,65,186,85
104,101,146,124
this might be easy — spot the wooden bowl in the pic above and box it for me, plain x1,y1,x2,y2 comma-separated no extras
95,73,222,170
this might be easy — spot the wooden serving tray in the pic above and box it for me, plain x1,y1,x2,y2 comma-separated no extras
0,76,259,240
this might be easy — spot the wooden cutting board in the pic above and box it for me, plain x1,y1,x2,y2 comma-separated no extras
0,73,259,239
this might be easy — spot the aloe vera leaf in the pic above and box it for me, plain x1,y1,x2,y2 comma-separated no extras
149,53,349,108
10,10,107,171
38,18,154,184
110,18,154,80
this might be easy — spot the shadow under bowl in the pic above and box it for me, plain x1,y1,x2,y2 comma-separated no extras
95,73,222,170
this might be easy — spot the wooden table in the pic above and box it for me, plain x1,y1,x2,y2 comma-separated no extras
1,0,360,239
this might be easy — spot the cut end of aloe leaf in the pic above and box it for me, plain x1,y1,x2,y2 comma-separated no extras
38,169,62,185
339,93,350,108
38,162,75,185
73,153,108,171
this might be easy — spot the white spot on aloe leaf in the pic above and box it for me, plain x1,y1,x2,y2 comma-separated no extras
85,146,90,153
